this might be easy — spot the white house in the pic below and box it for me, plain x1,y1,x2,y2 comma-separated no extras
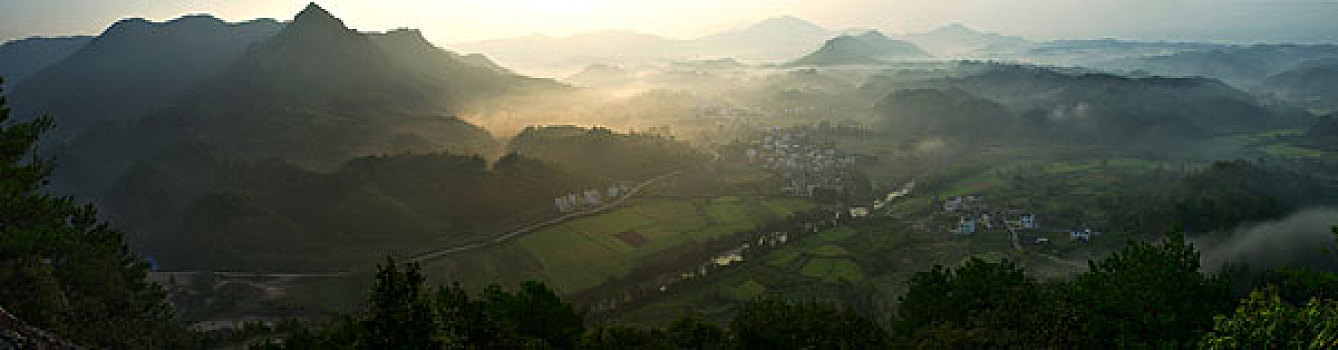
943,196,964,212
959,216,977,235
1020,213,1037,229
1070,227,1093,241
583,190,602,206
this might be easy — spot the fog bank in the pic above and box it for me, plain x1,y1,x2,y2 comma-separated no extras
1194,207,1338,272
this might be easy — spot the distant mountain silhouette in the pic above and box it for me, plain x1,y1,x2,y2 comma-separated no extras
1100,44,1338,88
0,36,91,86
866,63,1286,146
9,15,282,136
454,16,832,76
896,23,1030,57
564,64,633,87
1264,57,1338,110
692,16,834,61
792,31,931,66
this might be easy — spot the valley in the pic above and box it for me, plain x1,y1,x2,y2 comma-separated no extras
4,1,1338,348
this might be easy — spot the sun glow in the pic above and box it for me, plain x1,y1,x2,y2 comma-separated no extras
497,0,612,15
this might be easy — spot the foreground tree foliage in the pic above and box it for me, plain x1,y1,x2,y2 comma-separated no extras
730,296,891,349
896,230,1234,347
1201,288,1338,348
1060,230,1234,347
266,259,586,349
267,259,892,349
0,78,193,347
895,258,1048,347
0,78,312,349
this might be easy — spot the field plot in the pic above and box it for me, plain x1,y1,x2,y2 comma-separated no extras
800,258,864,283
506,196,817,293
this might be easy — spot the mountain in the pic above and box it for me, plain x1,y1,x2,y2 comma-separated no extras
897,24,1029,57
1264,57,1338,110
564,64,633,87
453,16,833,77
9,15,282,136
1101,44,1338,88
791,31,932,66
127,3,558,166
0,36,91,86
23,3,573,270
866,63,1286,147
691,16,834,61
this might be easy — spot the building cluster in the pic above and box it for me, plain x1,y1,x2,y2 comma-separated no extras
941,194,1043,236
1069,227,1101,242
554,184,630,213
745,128,857,197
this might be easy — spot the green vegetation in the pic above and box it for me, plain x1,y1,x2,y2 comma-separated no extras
511,196,817,293
507,126,705,181
257,226,1338,348
0,81,193,347
800,258,863,283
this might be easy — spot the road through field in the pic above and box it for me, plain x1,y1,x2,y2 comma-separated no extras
404,151,716,264
153,149,720,278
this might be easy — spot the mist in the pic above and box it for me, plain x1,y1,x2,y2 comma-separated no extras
1195,207,1338,272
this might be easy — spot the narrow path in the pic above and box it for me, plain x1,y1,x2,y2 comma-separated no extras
405,161,697,264
1004,221,1086,269
1036,252,1088,269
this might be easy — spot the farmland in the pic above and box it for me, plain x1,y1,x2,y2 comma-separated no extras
426,196,818,294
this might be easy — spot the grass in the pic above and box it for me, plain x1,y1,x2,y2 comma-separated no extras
721,279,767,301
765,250,802,268
1262,144,1325,159
800,258,864,283
813,226,857,243
760,198,818,217
810,244,853,257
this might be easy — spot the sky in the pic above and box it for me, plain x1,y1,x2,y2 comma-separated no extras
1,0,1336,45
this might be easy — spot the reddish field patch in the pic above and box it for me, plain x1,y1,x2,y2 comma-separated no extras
614,231,649,247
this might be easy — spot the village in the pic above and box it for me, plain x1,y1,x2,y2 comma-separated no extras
744,127,858,197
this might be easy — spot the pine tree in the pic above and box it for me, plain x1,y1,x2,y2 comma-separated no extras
0,78,191,347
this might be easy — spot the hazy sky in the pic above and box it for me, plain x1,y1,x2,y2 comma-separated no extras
1,0,1335,45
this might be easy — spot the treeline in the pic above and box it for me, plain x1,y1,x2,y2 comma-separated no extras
254,230,1338,348
507,125,706,181
1104,160,1329,234
867,62,1295,148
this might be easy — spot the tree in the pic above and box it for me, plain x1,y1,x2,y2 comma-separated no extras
360,258,443,349
433,282,503,347
483,281,585,348
580,324,670,349
730,296,890,349
895,258,1046,347
1059,230,1234,347
1201,288,1338,349
0,78,192,347
666,314,725,349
